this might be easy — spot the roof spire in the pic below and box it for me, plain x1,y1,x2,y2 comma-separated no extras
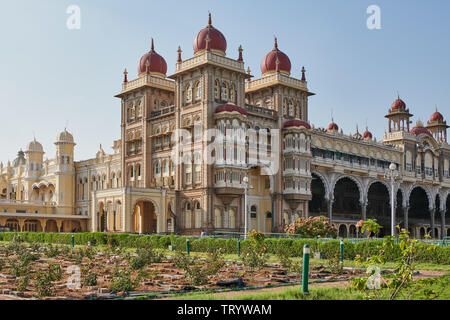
151,38,154,51
301,66,306,81
238,45,243,62
123,68,128,83
274,36,278,50
177,46,182,63
208,12,212,26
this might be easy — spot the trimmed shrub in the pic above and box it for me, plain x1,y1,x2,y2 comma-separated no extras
0,232,448,264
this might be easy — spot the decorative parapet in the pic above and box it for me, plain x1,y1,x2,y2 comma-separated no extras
174,51,245,75
245,72,308,93
121,74,175,93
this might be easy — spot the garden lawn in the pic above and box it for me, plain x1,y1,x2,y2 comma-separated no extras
170,275,450,300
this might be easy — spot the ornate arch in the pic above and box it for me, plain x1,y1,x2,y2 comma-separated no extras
366,179,392,205
132,198,160,217
330,174,364,204
406,184,434,210
311,170,331,200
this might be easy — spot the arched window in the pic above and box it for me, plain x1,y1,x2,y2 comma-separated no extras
129,167,134,178
221,82,229,101
136,100,142,117
194,81,202,101
185,83,192,103
230,83,236,103
154,162,161,175
163,160,169,176
214,80,220,100
215,208,222,229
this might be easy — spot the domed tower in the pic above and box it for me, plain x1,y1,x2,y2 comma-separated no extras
25,138,44,177
426,108,448,142
260,37,292,77
193,13,227,56
362,127,373,141
54,129,76,212
385,95,413,133
138,38,168,78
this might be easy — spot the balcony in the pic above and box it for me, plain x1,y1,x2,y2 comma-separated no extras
150,106,175,118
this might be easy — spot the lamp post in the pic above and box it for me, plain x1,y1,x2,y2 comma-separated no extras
385,163,399,237
243,176,249,240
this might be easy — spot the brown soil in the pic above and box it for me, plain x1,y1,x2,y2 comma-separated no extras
0,244,446,300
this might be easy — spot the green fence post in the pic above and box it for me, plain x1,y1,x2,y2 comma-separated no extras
72,234,75,248
186,238,190,255
340,239,344,264
302,244,310,295
237,238,241,257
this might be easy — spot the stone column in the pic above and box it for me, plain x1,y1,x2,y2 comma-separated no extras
403,206,409,232
361,201,367,221
327,198,333,223
430,208,436,239
441,210,446,240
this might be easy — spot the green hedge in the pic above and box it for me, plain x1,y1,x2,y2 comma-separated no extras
0,232,448,265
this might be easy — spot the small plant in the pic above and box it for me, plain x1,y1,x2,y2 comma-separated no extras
276,247,293,270
35,271,55,297
8,258,30,277
45,245,61,258
48,263,63,282
130,247,164,270
82,264,98,287
326,251,343,275
110,268,138,292
17,275,29,293
241,230,268,274
173,249,224,286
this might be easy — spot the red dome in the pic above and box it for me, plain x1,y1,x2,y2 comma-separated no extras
328,122,339,131
362,130,373,139
215,104,247,116
411,121,432,137
391,98,406,110
430,111,444,122
283,120,311,130
193,14,227,55
261,38,291,76
138,39,167,76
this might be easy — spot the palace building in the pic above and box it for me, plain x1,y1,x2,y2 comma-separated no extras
1,14,449,239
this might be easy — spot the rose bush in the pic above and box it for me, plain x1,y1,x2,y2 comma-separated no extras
285,216,337,238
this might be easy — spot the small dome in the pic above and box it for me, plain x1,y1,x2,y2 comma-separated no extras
56,129,74,143
328,122,339,131
26,139,43,152
391,98,406,110
430,110,444,122
193,14,227,55
283,120,311,130
138,39,168,77
362,129,373,139
12,150,26,168
215,104,247,116
411,121,433,137
261,38,292,76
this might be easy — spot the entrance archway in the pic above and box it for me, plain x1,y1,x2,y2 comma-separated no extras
409,187,430,238
332,177,361,220
45,220,58,232
309,173,327,217
367,182,390,237
133,200,157,234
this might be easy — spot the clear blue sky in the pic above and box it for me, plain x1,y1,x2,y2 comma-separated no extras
0,0,449,163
